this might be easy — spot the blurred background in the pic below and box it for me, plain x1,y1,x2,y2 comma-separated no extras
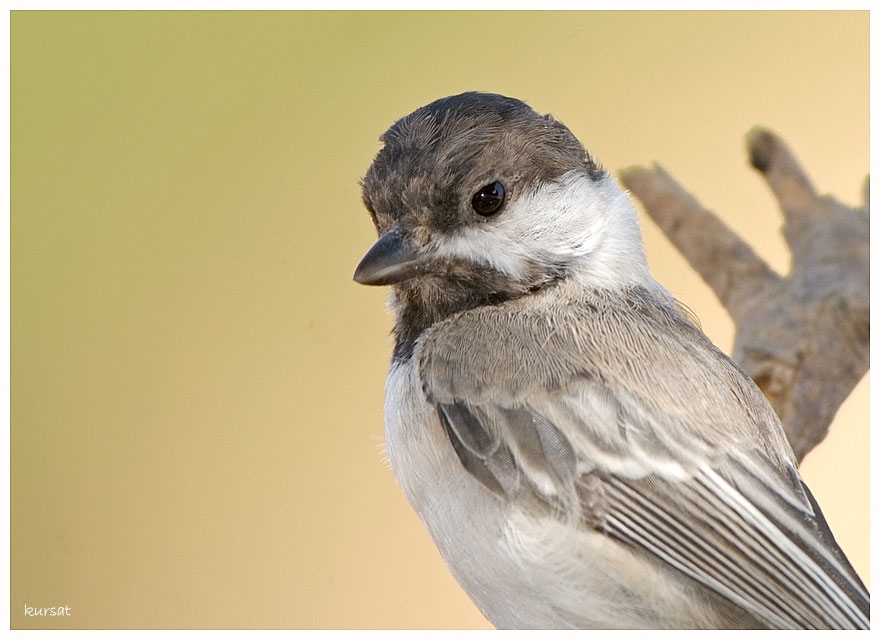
10,11,868,629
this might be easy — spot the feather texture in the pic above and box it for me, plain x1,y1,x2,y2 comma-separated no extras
415,283,869,629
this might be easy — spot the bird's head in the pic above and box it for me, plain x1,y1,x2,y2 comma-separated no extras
354,92,654,348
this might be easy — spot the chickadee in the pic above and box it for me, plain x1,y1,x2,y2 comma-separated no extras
353,92,869,629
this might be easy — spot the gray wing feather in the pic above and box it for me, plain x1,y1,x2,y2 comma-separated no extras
603,469,868,628
420,287,869,629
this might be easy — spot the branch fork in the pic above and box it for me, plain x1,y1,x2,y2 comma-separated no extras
620,128,869,461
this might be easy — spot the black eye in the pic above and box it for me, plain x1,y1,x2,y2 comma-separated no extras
471,181,506,217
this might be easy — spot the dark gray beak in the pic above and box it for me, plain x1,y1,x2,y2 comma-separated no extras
353,226,425,286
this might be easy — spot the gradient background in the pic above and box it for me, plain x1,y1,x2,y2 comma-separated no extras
10,11,868,629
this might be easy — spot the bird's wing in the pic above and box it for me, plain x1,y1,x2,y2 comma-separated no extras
418,287,869,629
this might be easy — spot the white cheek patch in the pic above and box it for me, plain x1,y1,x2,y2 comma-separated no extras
430,171,643,286
433,221,540,280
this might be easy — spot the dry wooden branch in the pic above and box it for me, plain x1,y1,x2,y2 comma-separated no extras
619,128,869,462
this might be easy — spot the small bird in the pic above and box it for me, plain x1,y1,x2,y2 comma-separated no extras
353,92,869,629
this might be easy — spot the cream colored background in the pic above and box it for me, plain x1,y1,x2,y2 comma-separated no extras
10,11,868,629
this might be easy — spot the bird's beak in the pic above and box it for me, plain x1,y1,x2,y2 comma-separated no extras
353,226,425,286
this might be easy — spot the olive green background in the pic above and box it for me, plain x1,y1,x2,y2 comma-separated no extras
10,11,868,629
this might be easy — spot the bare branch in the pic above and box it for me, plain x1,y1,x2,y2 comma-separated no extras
620,130,869,462
619,165,780,323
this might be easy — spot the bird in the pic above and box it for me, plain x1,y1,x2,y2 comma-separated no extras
352,91,869,629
